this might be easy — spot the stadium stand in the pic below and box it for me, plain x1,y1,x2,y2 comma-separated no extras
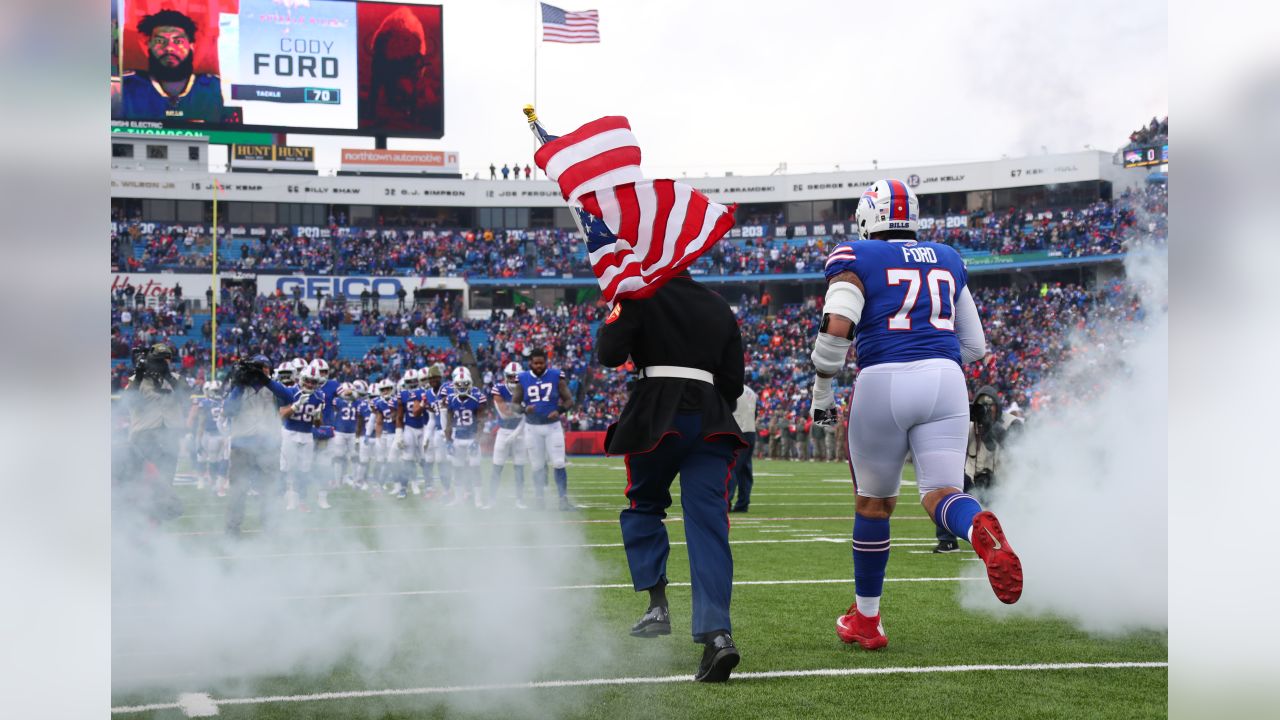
110,185,1165,278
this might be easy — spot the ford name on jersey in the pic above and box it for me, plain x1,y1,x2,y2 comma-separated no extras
824,239,968,368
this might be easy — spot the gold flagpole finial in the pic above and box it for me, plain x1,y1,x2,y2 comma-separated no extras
523,104,538,124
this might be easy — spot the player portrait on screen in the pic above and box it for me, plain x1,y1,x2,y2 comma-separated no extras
358,3,443,137
112,8,226,123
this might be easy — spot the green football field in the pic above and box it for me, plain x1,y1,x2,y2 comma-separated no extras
111,458,1167,719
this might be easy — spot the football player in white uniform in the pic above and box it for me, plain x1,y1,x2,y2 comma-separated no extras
488,362,529,509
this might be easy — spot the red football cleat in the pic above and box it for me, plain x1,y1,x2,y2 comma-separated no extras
835,604,888,650
971,511,1023,604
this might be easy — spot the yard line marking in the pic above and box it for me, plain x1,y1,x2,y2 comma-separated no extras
167,516,940,537
177,692,219,717
203,536,872,561
113,577,981,612
109,661,1167,714
275,577,978,600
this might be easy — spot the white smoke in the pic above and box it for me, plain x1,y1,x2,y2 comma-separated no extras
111,475,621,716
959,244,1168,634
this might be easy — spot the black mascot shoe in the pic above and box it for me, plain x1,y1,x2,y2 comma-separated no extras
695,632,740,682
630,605,671,637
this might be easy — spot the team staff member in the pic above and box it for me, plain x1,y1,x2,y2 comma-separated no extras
123,343,187,523
223,355,294,537
727,385,757,513
597,270,746,683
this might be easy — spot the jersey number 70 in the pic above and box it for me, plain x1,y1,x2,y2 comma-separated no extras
886,268,956,331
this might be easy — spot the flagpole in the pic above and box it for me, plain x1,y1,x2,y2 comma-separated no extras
210,180,219,381
532,1,539,126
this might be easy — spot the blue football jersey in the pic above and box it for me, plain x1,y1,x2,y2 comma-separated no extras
494,381,524,425
197,397,221,434
823,239,968,368
519,368,562,423
333,396,360,434
283,388,325,434
357,399,377,437
447,390,486,439
320,378,340,424
373,397,399,434
423,385,448,430
400,388,427,429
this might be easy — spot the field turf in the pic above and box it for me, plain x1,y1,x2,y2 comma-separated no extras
111,457,1167,718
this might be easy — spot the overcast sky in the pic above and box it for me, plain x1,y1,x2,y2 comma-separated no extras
288,0,1168,178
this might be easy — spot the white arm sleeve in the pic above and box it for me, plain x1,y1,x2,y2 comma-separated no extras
953,286,987,364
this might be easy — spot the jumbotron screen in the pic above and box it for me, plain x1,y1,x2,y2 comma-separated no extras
110,0,444,138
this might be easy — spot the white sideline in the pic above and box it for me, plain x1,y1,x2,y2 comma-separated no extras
110,661,1167,715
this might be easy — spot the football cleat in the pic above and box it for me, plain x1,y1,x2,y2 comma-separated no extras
970,511,1023,604
630,605,671,638
933,539,962,554
836,604,888,650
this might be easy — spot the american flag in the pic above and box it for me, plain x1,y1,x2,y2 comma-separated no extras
533,116,736,302
540,3,600,44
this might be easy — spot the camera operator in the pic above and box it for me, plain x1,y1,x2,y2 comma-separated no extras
933,385,1023,553
222,354,295,537
121,343,188,523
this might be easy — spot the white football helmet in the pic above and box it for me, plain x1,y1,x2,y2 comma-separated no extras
309,358,329,381
276,363,297,386
503,362,522,383
336,382,354,400
377,378,395,398
854,179,919,239
350,379,368,398
402,368,421,389
299,365,320,391
202,380,222,398
451,366,472,393
289,358,308,376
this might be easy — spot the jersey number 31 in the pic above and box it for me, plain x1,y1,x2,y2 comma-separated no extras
886,268,956,331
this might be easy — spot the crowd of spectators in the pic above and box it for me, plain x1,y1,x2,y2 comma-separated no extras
1125,115,1168,150
113,273,1152,443
112,186,1166,278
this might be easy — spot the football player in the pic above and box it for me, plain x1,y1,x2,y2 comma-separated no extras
488,361,528,509
330,382,362,487
189,380,226,493
811,179,1023,651
444,367,486,507
352,380,377,491
421,364,452,497
397,368,429,496
309,358,342,494
280,365,327,511
519,349,575,510
371,379,403,496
